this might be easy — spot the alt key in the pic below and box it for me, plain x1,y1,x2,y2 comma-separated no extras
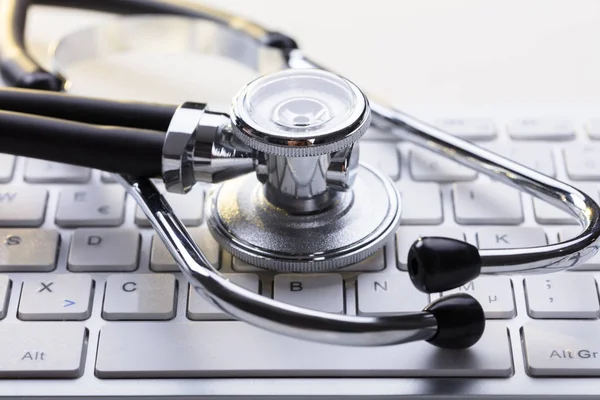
523,321,600,376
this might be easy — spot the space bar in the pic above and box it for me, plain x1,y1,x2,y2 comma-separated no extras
96,321,513,378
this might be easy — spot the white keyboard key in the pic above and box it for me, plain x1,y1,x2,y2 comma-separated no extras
356,273,428,315
0,229,59,272
560,227,600,270
151,225,220,272
231,257,266,272
136,186,204,227
103,274,176,320
587,119,600,140
96,321,512,378
0,323,86,378
563,144,600,180
523,321,600,376
359,142,400,180
188,274,259,320
525,274,600,319
0,154,15,183
0,186,47,226
273,274,344,313
477,227,547,249
534,182,599,225
507,118,574,140
409,148,477,182
453,183,523,225
440,276,515,319
342,249,386,272
395,183,442,225
533,198,578,225
490,144,555,177
24,159,90,183
569,182,600,200
55,186,125,227
0,276,10,319
100,171,117,183
68,229,140,272
18,275,93,321
396,227,465,269
434,118,497,141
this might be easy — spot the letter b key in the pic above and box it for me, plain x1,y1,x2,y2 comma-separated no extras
274,274,344,313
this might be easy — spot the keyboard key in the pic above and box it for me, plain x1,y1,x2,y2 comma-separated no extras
409,148,477,182
489,144,555,177
55,187,126,227
533,182,599,225
563,144,600,180
188,274,259,320
0,276,10,319
18,274,93,321
523,321,600,376
396,227,465,268
0,186,47,227
524,274,600,319
560,227,600,270
507,118,574,140
136,186,204,227
356,273,428,315
342,249,386,272
440,276,515,319
273,274,344,313
96,321,512,378
24,159,90,183
68,229,140,272
100,171,116,183
453,183,523,225
532,198,578,225
434,118,497,141
586,119,600,140
0,323,86,378
359,142,400,180
0,229,59,272
151,225,220,272
102,274,177,320
0,154,15,183
477,227,547,249
395,183,442,225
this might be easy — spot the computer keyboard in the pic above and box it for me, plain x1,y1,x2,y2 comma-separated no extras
2,115,600,398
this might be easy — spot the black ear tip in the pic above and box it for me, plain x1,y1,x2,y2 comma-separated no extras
425,293,485,349
407,236,482,293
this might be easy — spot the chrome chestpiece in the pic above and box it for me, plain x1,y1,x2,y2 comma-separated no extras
162,69,401,271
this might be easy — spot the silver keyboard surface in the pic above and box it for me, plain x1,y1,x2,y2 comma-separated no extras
3,117,600,398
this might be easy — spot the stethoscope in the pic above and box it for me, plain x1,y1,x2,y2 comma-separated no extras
1,0,600,349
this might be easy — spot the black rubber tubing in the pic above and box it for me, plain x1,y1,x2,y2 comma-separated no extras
0,87,178,131
0,109,165,176
0,0,298,90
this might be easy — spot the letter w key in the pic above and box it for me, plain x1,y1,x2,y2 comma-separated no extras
0,187,48,227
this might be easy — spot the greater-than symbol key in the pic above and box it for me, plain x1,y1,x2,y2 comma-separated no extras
18,275,93,321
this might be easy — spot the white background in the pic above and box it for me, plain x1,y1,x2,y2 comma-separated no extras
18,0,600,113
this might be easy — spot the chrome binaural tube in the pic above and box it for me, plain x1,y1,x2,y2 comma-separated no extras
116,174,442,347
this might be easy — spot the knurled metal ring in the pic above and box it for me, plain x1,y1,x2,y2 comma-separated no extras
230,69,371,157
